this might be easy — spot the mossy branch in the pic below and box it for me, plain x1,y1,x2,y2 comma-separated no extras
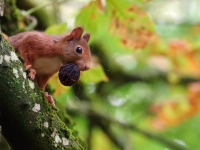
0,35,84,150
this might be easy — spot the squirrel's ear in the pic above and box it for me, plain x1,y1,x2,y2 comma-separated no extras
83,33,90,43
69,27,84,40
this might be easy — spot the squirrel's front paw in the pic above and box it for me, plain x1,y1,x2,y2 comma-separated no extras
45,92,55,106
28,69,36,80
26,65,36,80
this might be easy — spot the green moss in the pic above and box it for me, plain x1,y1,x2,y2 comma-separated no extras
0,34,84,150
2,0,26,35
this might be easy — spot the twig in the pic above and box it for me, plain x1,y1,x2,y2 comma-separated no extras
26,0,68,15
98,121,125,150
87,120,93,150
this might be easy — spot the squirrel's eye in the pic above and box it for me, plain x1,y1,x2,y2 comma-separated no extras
76,47,82,54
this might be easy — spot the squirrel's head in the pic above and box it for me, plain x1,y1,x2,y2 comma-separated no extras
60,27,91,71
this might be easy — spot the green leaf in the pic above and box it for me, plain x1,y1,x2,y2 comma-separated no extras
75,0,158,78
80,64,108,84
163,115,200,150
45,23,68,35
76,0,155,50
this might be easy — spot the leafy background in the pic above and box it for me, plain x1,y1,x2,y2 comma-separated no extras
2,0,200,149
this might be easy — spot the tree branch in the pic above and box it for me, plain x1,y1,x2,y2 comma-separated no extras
67,102,191,150
0,34,84,150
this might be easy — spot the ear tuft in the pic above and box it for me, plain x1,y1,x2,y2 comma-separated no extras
83,33,90,43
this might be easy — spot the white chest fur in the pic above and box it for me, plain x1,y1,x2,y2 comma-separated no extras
33,57,63,75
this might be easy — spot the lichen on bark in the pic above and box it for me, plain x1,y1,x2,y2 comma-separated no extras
2,0,37,35
0,34,84,150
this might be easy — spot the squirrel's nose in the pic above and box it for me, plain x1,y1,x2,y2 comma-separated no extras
83,64,90,71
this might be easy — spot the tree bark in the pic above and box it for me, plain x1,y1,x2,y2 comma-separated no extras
0,35,84,150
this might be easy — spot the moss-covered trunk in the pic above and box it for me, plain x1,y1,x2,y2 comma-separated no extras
0,35,84,150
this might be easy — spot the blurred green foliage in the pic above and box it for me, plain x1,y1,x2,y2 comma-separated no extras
49,0,200,150
1,0,200,150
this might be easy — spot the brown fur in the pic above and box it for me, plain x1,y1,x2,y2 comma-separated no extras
8,27,91,90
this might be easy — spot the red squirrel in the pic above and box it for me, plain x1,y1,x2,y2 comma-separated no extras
7,27,91,105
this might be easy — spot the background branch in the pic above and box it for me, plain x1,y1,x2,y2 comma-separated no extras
67,102,191,150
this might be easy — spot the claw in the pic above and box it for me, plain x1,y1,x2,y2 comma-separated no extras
28,69,36,80
45,92,55,106
26,65,32,70
25,65,36,80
